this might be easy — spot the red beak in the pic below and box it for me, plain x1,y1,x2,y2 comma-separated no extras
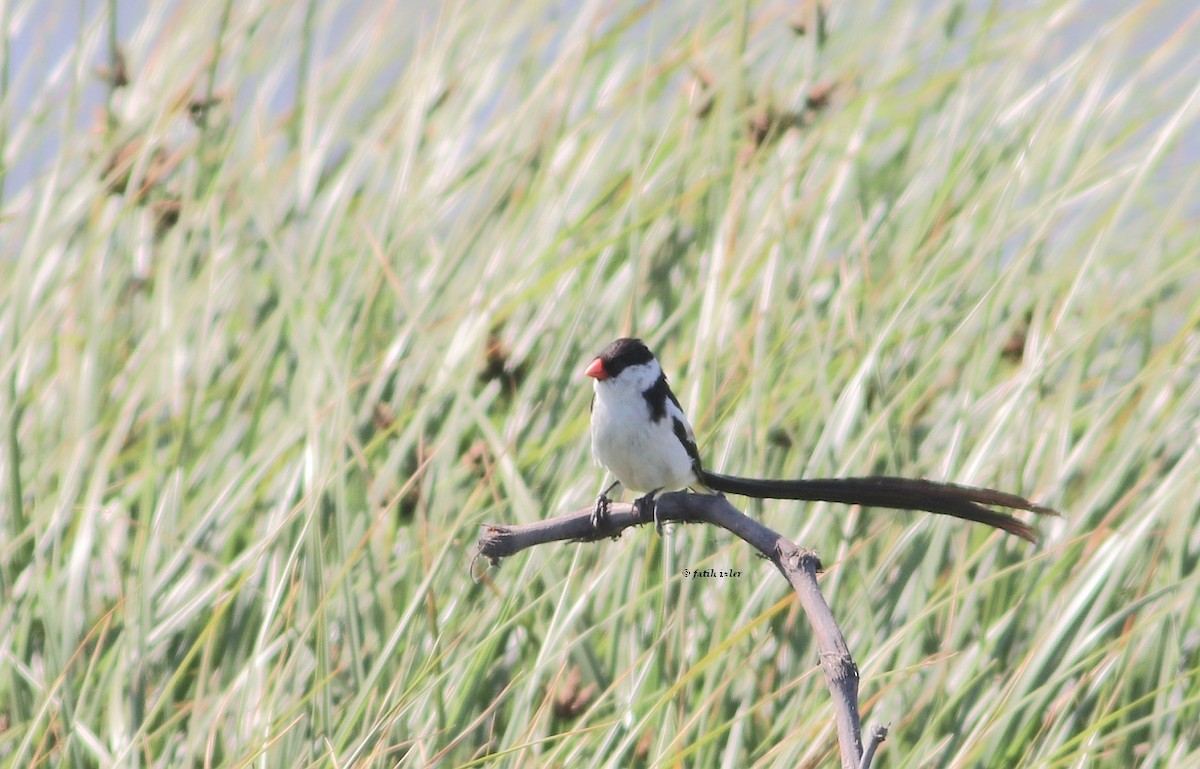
585,357,608,380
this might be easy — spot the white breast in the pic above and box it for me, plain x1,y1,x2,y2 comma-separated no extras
590,362,697,493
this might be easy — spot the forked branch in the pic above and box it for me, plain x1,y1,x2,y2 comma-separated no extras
477,492,885,768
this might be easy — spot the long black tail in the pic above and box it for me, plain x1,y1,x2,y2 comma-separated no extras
698,471,1056,543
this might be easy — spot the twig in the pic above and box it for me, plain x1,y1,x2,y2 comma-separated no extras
859,723,890,769
476,491,867,768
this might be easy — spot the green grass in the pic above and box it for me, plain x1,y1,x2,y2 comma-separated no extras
2,0,1197,766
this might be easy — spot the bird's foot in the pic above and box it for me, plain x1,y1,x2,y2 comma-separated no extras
633,490,664,536
591,493,611,530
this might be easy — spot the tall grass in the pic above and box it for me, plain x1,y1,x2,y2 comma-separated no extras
1,0,1197,766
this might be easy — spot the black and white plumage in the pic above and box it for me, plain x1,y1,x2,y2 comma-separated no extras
585,337,1055,541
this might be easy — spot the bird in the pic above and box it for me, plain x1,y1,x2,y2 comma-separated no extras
585,337,1056,541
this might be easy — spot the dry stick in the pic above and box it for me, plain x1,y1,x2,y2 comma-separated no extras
476,491,882,769
860,724,891,769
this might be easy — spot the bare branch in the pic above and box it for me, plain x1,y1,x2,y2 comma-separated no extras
477,491,868,768
860,723,890,769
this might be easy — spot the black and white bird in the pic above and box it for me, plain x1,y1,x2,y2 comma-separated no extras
585,337,1055,541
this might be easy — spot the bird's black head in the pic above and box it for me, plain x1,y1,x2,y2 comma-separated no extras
586,337,655,380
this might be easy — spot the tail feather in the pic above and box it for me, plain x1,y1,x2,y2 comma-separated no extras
698,471,1056,543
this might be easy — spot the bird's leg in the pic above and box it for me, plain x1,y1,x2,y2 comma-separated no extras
591,479,622,529
633,489,665,535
